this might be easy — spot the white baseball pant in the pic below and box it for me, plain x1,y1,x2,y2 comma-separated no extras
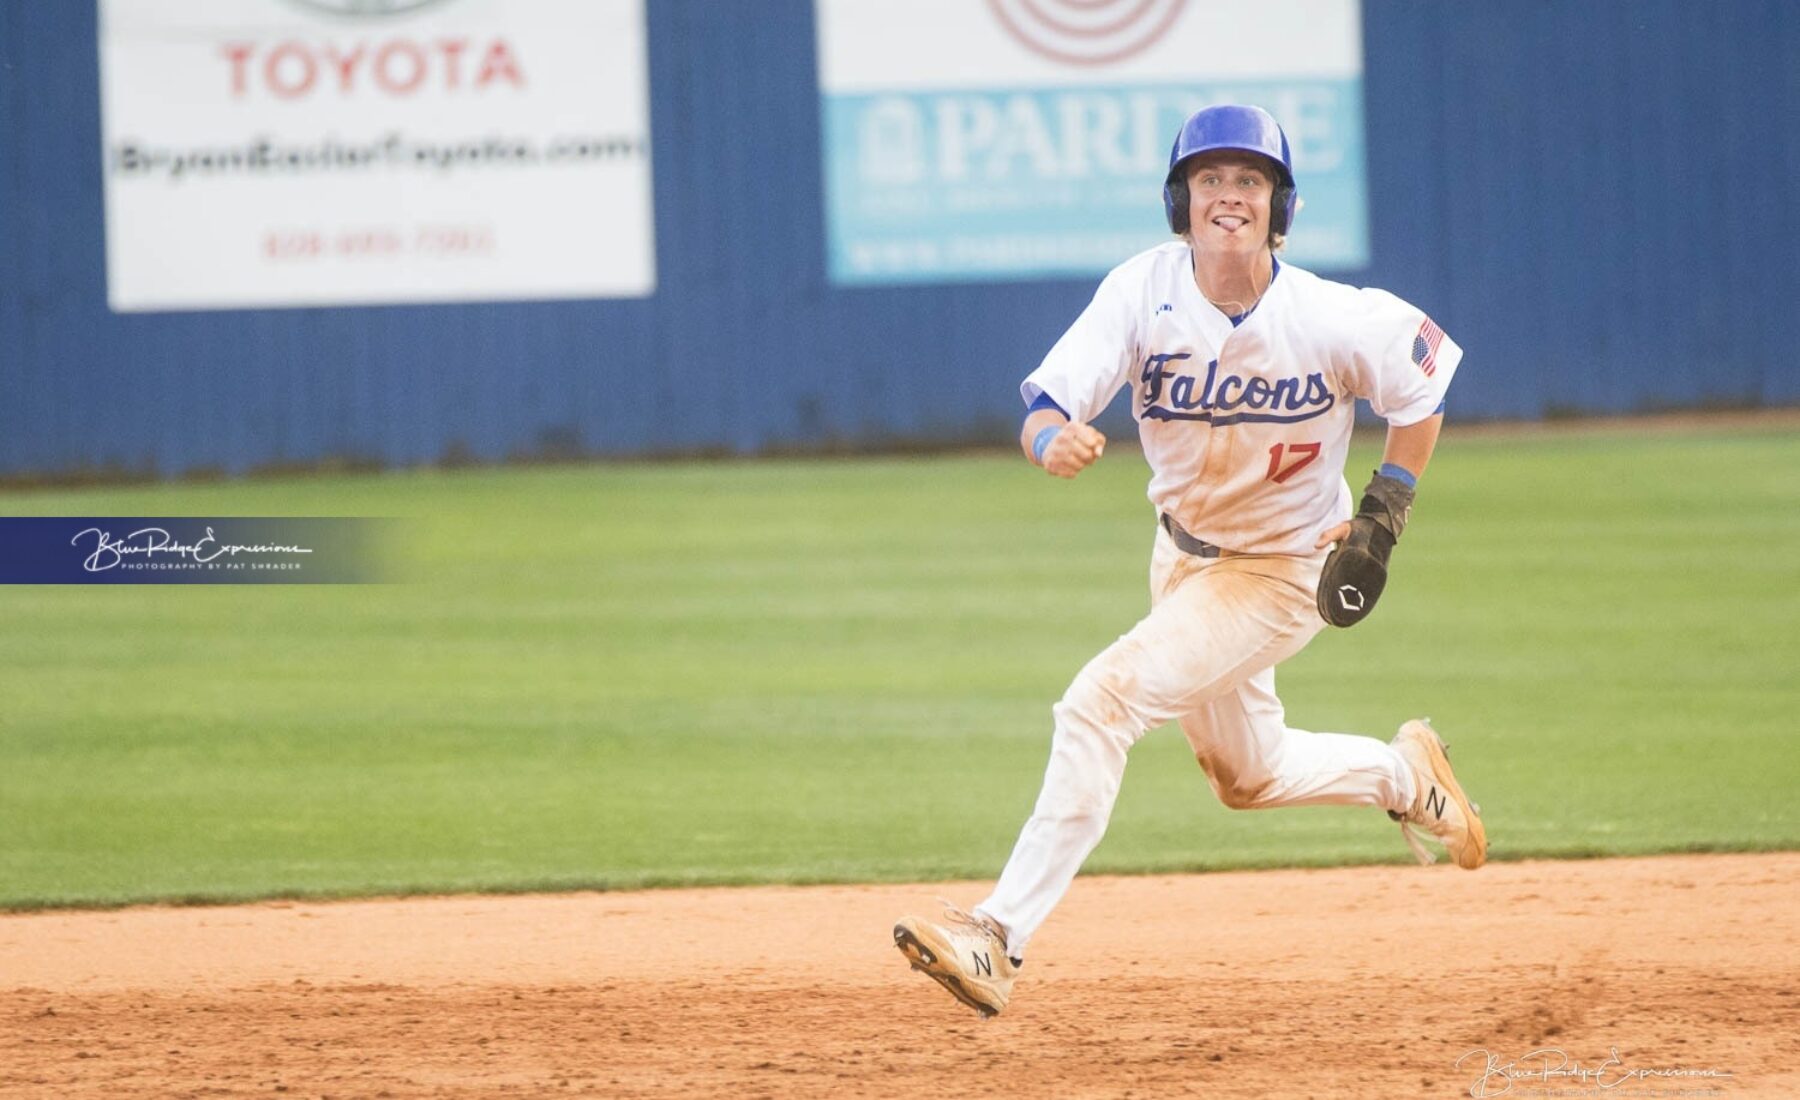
975,523,1417,957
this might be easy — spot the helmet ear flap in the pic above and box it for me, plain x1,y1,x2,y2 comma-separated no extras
1164,174,1190,234
1271,180,1294,235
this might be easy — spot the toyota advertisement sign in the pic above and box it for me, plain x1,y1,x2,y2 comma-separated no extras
815,0,1368,285
98,0,656,312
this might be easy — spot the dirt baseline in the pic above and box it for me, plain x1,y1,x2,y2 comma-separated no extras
3,853,1796,1099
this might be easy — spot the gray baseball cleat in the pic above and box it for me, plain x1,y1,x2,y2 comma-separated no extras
1389,719,1488,869
893,905,1019,1018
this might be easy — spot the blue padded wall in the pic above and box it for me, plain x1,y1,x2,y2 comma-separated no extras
1,1,1794,477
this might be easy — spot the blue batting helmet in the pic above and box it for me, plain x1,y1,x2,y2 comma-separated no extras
1163,104,1297,237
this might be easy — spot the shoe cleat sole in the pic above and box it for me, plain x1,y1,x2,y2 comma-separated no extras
893,924,999,1019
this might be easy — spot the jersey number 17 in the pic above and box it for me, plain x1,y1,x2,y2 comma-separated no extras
1265,442,1321,484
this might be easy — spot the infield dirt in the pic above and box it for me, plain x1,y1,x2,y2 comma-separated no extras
3,853,1796,1098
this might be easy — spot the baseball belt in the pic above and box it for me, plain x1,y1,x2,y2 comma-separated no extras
1159,514,1239,558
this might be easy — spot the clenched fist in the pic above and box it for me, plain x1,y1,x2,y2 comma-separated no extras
1043,421,1106,479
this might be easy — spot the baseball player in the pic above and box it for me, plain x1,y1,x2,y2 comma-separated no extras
894,105,1486,1019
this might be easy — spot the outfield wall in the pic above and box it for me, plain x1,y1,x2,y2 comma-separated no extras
1,1,1796,478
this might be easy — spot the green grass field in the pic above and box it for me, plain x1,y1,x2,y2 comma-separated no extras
2,422,1797,909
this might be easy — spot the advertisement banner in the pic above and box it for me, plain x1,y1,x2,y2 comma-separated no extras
816,0,1367,285
98,0,655,311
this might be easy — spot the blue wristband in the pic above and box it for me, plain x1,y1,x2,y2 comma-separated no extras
1031,425,1062,465
1377,462,1418,489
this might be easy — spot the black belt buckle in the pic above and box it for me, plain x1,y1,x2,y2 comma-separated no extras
1160,514,1221,558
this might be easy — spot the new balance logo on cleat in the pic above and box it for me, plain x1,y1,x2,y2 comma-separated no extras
1425,785,1447,821
972,952,992,978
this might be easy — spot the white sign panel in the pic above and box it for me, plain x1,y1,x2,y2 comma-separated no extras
99,0,655,312
816,0,1367,285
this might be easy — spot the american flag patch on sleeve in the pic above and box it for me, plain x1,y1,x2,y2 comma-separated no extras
1411,317,1445,377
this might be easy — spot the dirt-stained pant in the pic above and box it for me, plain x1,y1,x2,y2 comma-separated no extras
976,524,1416,957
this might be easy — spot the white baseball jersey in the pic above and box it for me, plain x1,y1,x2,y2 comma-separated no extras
1022,242,1461,555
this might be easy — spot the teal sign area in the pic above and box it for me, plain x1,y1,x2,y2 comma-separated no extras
823,81,1367,285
